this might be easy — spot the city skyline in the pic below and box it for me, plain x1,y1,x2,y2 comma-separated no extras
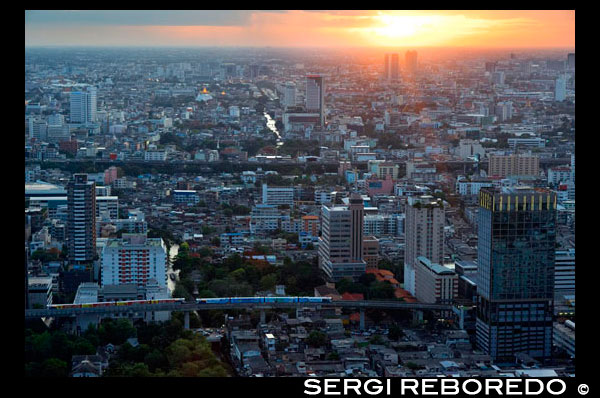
25,10,576,379
26,10,575,48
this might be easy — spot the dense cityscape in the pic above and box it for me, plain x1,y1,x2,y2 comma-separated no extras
25,11,575,379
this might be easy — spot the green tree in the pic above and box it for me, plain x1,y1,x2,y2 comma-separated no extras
369,335,385,345
389,324,405,341
260,274,277,291
99,319,136,345
306,330,328,348
41,358,68,377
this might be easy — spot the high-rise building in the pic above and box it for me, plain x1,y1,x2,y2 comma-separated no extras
318,193,366,281
96,196,119,220
48,113,65,126
28,118,48,141
404,195,445,295
70,87,97,124
248,64,260,79
282,82,297,108
485,61,497,73
567,53,575,70
494,101,513,121
491,71,505,85
262,184,294,207
306,74,325,127
67,174,96,265
488,154,539,178
555,75,566,101
101,233,168,288
405,50,418,74
384,53,399,81
476,187,557,362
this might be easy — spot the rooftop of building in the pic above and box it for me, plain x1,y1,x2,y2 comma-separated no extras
416,256,456,275
105,235,163,248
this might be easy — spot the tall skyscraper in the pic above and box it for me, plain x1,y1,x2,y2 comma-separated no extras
405,50,418,74
306,74,325,127
485,61,497,73
476,187,557,362
282,82,297,108
318,193,366,281
404,195,445,296
494,100,512,121
384,53,399,81
567,53,575,70
555,75,566,101
70,87,97,124
67,174,96,265
492,71,505,85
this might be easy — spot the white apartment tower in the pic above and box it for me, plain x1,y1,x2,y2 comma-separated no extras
70,87,97,124
101,233,168,288
404,195,445,295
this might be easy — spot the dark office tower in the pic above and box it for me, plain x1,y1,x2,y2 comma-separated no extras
384,54,389,78
248,64,260,79
384,53,399,81
405,50,418,74
318,192,366,282
567,53,575,70
476,187,557,362
67,174,96,266
222,63,237,79
485,61,497,73
306,74,325,128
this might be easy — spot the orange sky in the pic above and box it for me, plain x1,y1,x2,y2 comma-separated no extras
25,10,574,48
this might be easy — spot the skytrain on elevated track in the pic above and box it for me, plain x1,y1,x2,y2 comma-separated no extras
46,296,332,309
47,298,186,309
196,296,332,304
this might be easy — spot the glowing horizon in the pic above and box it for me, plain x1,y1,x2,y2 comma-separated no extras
25,10,575,49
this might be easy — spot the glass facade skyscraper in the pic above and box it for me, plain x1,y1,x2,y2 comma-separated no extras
476,187,557,362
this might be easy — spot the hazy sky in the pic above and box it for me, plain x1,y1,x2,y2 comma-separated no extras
25,10,575,48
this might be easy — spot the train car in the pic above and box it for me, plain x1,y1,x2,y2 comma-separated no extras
197,298,230,304
230,297,262,304
263,297,297,303
51,303,82,309
298,297,332,303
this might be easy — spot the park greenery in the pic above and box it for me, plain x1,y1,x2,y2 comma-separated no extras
171,247,325,306
335,273,397,300
25,315,230,377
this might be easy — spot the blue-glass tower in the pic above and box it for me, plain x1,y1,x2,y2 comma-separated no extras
476,187,557,362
